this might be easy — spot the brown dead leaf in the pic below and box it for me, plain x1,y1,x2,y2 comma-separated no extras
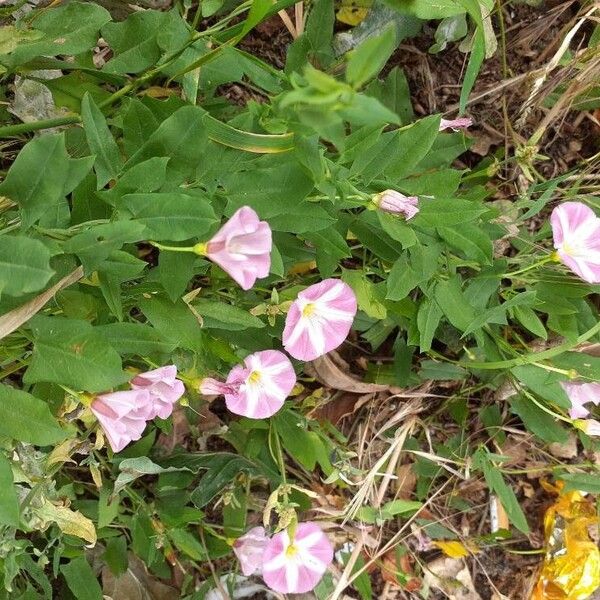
549,432,578,459
102,554,178,600
380,550,421,591
305,353,389,393
424,557,482,600
0,267,83,340
156,404,192,453
309,392,359,424
396,463,417,499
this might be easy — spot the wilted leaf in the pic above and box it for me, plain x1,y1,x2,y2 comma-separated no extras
35,499,97,544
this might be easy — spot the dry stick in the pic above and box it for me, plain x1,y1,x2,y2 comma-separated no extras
294,1,304,36
0,266,84,339
330,418,416,600
276,5,297,38
517,5,597,131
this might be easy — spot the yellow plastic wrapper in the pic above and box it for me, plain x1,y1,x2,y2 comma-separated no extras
532,481,600,600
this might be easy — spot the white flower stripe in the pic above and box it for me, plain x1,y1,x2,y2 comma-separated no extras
296,531,327,551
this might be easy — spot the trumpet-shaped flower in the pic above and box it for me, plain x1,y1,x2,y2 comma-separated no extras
233,526,268,576
439,117,473,131
560,381,600,419
199,350,296,419
262,522,334,594
91,389,153,452
131,365,185,420
550,202,600,284
283,279,357,361
574,418,600,437
200,206,272,290
374,190,419,220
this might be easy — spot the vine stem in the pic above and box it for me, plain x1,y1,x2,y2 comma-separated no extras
504,253,556,278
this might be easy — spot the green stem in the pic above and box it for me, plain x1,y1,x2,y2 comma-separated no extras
504,254,555,278
149,241,197,253
460,318,600,370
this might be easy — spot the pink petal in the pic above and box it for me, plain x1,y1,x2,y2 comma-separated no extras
551,202,600,284
91,389,152,452
439,117,473,131
131,365,185,420
224,350,296,419
206,206,272,290
560,381,600,419
376,190,420,220
262,523,333,594
283,279,357,361
233,526,267,576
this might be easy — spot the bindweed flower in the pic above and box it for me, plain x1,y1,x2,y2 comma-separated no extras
439,117,473,131
262,522,334,594
560,381,600,419
550,202,600,284
283,279,357,361
131,365,185,420
574,418,600,436
233,526,268,576
197,206,272,290
90,389,153,452
199,350,296,419
374,190,419,220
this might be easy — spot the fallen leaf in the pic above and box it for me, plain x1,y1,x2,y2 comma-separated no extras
433,541,472,559
549,432,578,459
305,353,389,393
424,557,482,600
34,499,96,545
0,267,83,340
396,463,417,499
102,554,178,600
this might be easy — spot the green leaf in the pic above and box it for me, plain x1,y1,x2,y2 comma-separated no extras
24,316,128,393
346,25,397,89
273,410,317,471
113,457,191,496
81,93,123,189
0,454,20,527
419,360,467,381
434,278,475,332
5,2,111,66
0,236,54,298
96,322,177,355
64,221,146,272
393,0,465,18
561,473,600,494
509,395,568,444
101,10,168,74
189,454,259,508
103,536,128,576
438,224,493,265
125,106,208,179
61,557,102,600
192,300,265,331
157,250,196,301
513,305,547,340
0,133,93,228
122,192,216,241
140,296,204,354
169,529,207,561
417,296,442,352
480,454,529,534
0,384,67,445
342,269,387,319
122,100,159,157
413,198,486,227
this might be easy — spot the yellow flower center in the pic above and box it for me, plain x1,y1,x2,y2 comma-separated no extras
286,544,298,557
248,371,261,384
302,302,316,317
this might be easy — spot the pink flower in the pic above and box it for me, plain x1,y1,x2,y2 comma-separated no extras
374,190,419,220
199,206,272,290
574,418,600,436
90,389,153,452
130,365,185,420
439,117,473,131
283,279,357,361
551,202,600,284
233,526,268,576
262,522,333,594
560,381,600,419
199,350,296,419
